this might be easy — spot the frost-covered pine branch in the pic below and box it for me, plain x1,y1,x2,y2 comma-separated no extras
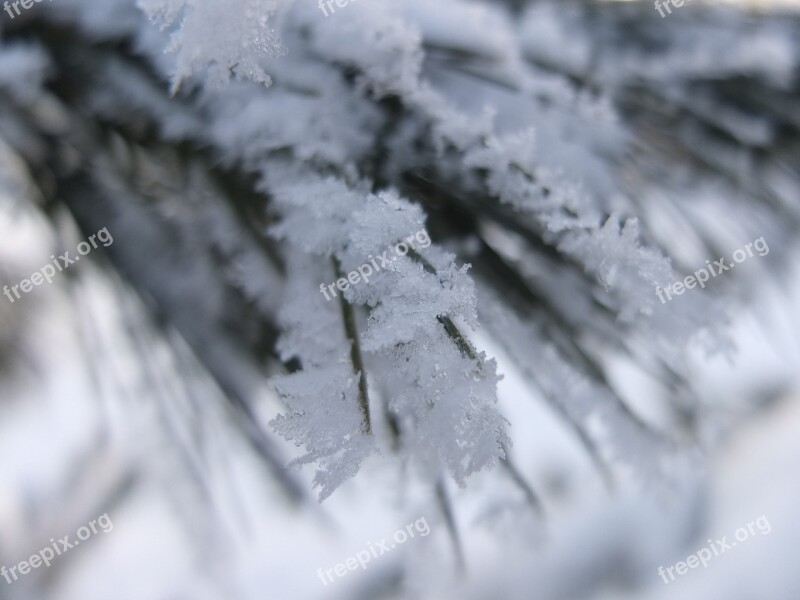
1,0,798,512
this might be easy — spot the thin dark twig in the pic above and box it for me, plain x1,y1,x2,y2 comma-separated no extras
333,257,372,434
435,479,465,572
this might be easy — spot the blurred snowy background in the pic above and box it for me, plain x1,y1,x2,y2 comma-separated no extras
1,0,800,599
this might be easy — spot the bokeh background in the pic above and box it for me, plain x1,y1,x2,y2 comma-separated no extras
1,1,800,599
